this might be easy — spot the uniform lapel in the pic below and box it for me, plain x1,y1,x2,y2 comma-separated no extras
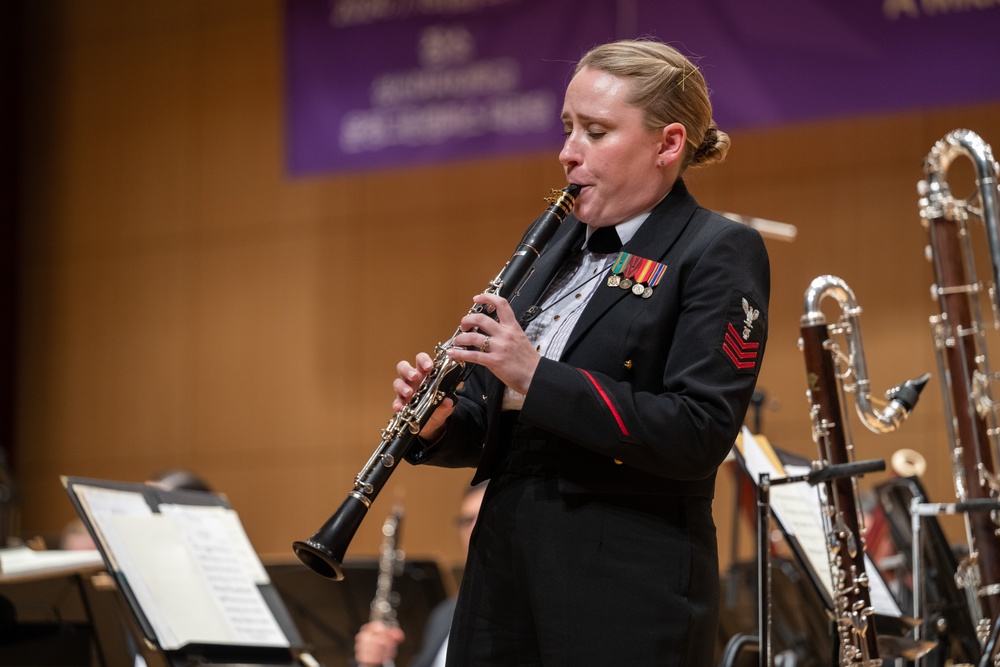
508,219,587,325
481,218,585,444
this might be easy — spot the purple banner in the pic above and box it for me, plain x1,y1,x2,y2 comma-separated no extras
637,0,1000,131
285,0,1000,176
284,0,616,176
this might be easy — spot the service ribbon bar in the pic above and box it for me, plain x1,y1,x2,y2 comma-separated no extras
606,252,667,298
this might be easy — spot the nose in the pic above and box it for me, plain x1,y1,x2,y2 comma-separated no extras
559,132,580,170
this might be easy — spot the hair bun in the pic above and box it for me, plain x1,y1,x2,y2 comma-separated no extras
691,123,731,167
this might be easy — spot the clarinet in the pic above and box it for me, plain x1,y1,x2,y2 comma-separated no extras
293,184,581,581
369,505,404,627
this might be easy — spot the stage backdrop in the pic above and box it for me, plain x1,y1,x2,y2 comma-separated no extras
285,0,1000,176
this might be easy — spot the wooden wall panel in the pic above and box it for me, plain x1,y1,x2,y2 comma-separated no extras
13,1,1000,577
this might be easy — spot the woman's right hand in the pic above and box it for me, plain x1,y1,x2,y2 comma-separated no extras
393,352,454,441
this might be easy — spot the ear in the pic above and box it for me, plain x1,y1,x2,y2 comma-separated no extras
656,122,687,166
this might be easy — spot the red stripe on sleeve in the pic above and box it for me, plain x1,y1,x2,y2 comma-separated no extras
580,369,630,437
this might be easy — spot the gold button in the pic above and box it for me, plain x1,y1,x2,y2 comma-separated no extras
553,315,560,321
575,293,583,299
614,459,623,465
623,359,633,369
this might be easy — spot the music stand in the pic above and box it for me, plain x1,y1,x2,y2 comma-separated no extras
910,495,1000,667
62,476,313,667
874,476,981,665
735,428,908,666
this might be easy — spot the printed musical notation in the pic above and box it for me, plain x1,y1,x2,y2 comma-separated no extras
73,483,289,651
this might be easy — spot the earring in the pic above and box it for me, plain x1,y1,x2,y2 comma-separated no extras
658,160,665,166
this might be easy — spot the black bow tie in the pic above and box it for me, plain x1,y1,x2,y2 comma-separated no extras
587,226,622,253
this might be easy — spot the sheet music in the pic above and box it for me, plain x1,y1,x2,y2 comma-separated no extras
74,485,179,644
738,427,901,616
159,504,284,644
72,483,289,650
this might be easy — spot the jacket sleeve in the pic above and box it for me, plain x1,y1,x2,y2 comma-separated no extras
404,363,491,470
519,222,770,480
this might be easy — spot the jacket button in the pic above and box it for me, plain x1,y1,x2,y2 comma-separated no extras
623,359,633,369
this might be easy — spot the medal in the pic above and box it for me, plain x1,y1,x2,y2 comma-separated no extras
634,262,667,298
606,252,629,289
606,252,668,298
619,255,643,291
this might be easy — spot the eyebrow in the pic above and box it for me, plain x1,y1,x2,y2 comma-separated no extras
561,112,611,125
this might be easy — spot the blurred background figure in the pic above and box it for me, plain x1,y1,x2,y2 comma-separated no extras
354,481,486,667
146,469,213,493
58,517,96,551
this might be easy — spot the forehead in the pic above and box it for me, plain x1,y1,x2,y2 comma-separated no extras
561,66,636,119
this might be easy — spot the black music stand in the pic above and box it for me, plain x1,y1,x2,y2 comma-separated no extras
735,431,916,666
910,494,1000,667
874,476,982,666
62,476,313,667
718,445,834,665
264,557,449,667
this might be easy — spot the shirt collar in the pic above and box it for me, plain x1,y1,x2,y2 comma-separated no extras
582,188,670,250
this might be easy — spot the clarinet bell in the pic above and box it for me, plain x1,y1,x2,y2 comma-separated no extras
293,493,370,581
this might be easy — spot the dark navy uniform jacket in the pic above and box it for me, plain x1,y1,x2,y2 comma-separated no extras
408,178,770,500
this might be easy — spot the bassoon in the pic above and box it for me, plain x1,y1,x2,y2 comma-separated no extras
800,274,929,666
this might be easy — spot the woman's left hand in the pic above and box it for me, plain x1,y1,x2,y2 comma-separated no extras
448,292,541,395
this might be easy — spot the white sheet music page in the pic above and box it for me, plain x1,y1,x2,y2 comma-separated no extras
158,504,286,645
112,513,233,648
73,484,289,650
74,485,179,647
737,427,901,617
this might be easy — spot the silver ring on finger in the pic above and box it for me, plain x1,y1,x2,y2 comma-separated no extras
481,336,491,353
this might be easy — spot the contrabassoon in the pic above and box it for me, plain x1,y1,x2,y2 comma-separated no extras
920,129,1000,660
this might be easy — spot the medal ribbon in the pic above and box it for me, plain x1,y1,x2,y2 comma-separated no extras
610,252,630,276
648,262,667,287
634,258,657,285
622,254,643,281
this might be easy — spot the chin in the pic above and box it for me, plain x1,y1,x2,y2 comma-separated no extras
573,202,597,225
